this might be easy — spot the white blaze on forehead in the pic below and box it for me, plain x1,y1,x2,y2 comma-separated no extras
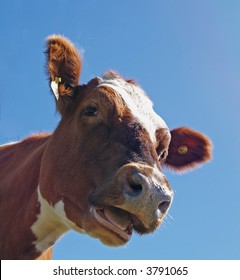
97,73,168,142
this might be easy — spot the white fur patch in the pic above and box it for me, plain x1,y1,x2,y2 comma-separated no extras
51,80,60,100
0,141,19,147
98,73,168,143
54,200,86,234
31,189,68,253
31,187,85,253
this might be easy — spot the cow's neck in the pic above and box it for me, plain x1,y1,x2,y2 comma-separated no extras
31,189,69,256
0,134,66,259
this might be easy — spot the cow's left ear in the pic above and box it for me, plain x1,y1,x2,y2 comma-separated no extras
164,127,212,172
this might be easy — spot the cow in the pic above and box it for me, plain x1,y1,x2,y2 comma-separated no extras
0,35,212,260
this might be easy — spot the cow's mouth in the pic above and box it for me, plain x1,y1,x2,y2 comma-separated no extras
93,206,133,242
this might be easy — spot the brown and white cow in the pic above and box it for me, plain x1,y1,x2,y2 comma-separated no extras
0,35,212,260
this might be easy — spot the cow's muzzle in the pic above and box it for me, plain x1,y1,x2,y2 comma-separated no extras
115,163,173,231
89,163,173,246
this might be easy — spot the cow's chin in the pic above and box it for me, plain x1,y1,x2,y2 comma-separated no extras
84,206,162,247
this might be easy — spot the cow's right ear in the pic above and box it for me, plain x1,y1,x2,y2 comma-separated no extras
164,127,212,172
45,35,82,115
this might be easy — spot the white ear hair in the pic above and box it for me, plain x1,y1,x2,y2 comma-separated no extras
50,77,61,100
51,80,59,100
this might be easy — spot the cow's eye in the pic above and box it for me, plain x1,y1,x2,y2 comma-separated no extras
159,150,166,160
83,106,98,116
157,147,168,161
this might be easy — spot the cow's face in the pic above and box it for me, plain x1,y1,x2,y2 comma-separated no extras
40,35,212,247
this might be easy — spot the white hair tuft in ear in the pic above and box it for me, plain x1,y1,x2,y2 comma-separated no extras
50,77,61,100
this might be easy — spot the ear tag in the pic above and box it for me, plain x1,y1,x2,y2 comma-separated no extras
51,77,62,100
178,145,188,154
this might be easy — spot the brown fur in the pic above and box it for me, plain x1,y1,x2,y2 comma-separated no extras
46,35,82,115
0,35,212,260
36,247,53,260
165,127,212,172
0,135,51,259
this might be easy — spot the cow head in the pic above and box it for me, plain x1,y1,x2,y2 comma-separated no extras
39,35,212,247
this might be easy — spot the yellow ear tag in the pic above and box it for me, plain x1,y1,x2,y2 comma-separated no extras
51,77,62,100
178,145,188,154
54,77,62,84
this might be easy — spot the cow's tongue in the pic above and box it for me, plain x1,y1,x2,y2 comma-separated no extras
104,206,129,231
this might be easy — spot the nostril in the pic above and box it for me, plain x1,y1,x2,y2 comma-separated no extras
129,182,142,193
158,200,171,214
126,172,144,196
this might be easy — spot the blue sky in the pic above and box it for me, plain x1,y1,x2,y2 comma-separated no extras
0,0,239,260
